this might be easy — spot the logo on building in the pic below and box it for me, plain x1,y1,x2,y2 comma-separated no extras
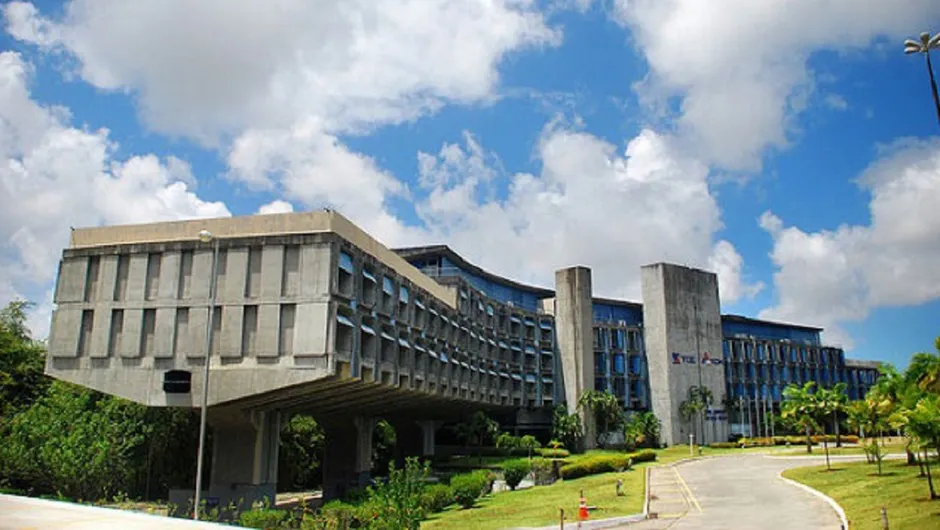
672,352,682,365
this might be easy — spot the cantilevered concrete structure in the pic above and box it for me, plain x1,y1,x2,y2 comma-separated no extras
46,210,881,506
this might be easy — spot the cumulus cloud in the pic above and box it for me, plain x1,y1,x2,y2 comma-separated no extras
411,124,760,304
613,0,940,171
4,0,560,143
0,51,229,337
257,200,295,215
759,137,940,347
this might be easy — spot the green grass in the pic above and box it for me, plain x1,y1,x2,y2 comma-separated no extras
422,465,646,530
783,459,940,530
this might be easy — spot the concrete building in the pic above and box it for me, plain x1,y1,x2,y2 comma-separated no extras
45,211,881,506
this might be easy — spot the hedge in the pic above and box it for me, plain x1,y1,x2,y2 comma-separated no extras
708,442,739,449
738,434,860,447
559,450,654,480
539,448,570,458
450,470,492,509
420,483,454,513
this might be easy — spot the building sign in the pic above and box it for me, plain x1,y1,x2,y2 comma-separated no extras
671,352,723,366
706,408,727,421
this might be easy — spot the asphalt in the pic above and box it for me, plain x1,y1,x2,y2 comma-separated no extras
623,454,847,530
0,494,230,530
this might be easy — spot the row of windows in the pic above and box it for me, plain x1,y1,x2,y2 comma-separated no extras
593,327,643,352
723,340,845,365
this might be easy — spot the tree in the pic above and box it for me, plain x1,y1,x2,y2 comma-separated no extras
577,390,623,448
906,394,940,499
680,386,712,444
453,411,498,464
495,432,520,453
781,382,820,455
624,411,661,450
815,383,848,470
278,414,324,491
551,405,583,452
0,301,48,420
518,435,541,460
822,382,848,447
846,392,893,475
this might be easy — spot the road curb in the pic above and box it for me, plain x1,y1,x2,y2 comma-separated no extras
777,472,849,530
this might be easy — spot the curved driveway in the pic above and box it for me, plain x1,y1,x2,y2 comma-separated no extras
635,454,845,530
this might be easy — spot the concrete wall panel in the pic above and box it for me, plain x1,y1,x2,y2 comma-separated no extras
49,308,82,357
220,305,244,358
259,246,284,299
89,309,112,358
158,251,181,301
153,307,176,358
55,257,87,303
187,306,209,358
96,255,119,301
190,250,214,301
119,308,143,358
300,244,331,298
222,248,249,304
256,304,280,357
293,302,329,356
126,254,149,302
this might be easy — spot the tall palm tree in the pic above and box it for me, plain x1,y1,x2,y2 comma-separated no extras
782,382,815,453
904,32,940,127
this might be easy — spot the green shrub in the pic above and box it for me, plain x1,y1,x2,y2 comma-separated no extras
539,448,570,458
420,484,454,513
238,508,288,529
708,442,738,449
501,459,531,491
631,450,656,464
559,454,633,480
842,435,859,444
450,470,489,509
308,501,361,530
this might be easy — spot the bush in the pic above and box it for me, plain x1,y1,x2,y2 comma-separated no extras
559,454,633,480
420,484,454,513
708,442,739,449
238,508,289,529
501,459,531,491
306,501,361,530
631,450,656,464
539,448,570,458
450,470,490,509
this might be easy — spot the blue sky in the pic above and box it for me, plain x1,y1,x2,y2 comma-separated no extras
1,0,939,370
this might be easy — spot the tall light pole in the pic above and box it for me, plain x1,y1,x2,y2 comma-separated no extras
193,229,220,520
904,31,940,127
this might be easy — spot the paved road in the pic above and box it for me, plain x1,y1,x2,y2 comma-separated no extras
0,494,230,530
627,455,846,530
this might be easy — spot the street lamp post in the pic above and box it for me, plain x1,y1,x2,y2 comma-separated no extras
904,31,940,127
193,230,221,520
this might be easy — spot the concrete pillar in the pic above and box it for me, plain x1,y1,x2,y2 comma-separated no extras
554,266,596,449
641,263,727,446
322,416,376,500
168,409,280,516
418,420,437,457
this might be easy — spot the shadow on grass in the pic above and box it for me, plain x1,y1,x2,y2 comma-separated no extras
866,472,899,477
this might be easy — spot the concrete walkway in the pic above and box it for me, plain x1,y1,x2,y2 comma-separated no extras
620,455,848,529
0,494,230,530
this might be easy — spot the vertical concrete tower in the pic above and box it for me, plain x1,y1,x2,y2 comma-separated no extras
641,263,728,446
554,266,597,448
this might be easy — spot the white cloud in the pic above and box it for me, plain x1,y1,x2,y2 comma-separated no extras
824,94,849,111
257,200,295,215
613,0,940,171
759,137,940,348
412,124,760,304
0,51,229,337
5,0,560,143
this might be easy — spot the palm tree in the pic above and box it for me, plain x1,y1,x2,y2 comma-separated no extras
824,383,848,447
578,390,623,448
847,393,894,475
782,382,819,454
904,32,940,127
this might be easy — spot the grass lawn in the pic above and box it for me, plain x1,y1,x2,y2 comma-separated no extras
422,465,646,530
783,459,940,530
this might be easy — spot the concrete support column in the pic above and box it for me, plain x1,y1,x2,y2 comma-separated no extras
417,420,438,457
168,409,280,515
322,416,376,500
554,266,596,449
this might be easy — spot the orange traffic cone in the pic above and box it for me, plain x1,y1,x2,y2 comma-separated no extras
578,494,589,524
